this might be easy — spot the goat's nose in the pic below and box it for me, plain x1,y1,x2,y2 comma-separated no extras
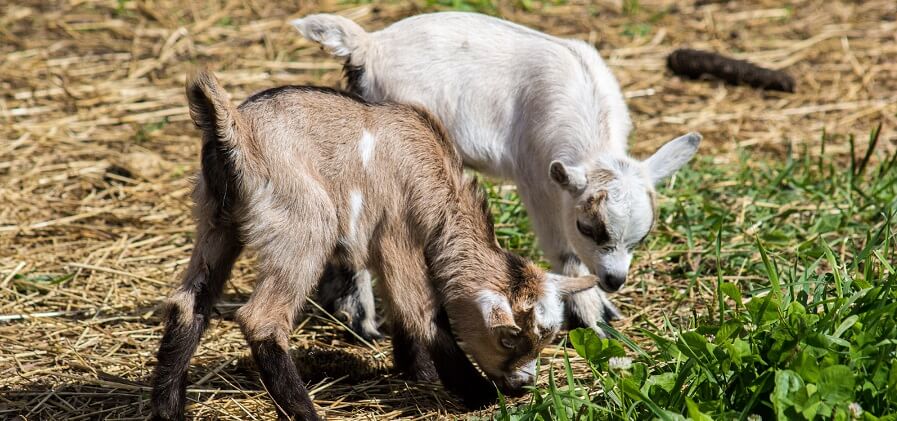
604,274,626,292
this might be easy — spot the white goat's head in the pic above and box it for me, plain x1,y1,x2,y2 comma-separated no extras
549,132,701,292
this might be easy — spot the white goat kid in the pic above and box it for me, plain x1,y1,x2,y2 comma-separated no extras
293,12,701,336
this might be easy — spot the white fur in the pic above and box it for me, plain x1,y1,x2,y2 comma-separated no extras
292,16,367,59
535,280,564,331
295,12,700,327
645,132,703,184
348,190,363,239
505,358,537,389
476,289,512,322
358,129,376,167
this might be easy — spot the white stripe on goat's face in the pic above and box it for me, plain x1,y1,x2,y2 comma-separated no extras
550,158,655,292
358,129,376,167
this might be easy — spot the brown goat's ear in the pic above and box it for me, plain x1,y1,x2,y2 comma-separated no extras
478,291,520,332
550,274,599,296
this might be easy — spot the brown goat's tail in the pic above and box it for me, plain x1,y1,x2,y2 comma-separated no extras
185,68,251,213
185,68,246,152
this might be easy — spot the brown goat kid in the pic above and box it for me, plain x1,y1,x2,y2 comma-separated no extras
150,69,598,420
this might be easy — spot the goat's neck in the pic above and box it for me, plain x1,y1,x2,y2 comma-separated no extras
423,194,504,294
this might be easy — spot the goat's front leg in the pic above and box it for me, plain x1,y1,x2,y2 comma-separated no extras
390,321,437,382
387,308,495,408
427,311,498,408
560,254,622,336
373,235,494,408
151,218,242,420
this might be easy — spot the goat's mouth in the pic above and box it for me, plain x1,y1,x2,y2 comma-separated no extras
596,277,615,293
495,364,536,396
597,277,624,292
591,266,626,293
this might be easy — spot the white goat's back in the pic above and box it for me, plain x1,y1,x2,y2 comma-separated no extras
294,12,631,178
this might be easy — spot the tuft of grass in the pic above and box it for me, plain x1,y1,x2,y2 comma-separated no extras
495,128,897,420
483,178,543,263
134,118,168,143
11,272,76,295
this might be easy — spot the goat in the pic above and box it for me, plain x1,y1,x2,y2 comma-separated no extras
293,12,701,337
150,69,598,420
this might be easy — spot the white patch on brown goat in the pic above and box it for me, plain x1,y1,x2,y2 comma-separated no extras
348,190,364,239
359,129,376,167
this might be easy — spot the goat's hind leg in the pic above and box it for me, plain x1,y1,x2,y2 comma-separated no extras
151,211,242,420
237,230,335,421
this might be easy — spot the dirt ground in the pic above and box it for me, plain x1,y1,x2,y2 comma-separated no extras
1,0,895,419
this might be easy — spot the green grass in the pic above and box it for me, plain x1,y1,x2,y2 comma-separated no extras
484,128,897,420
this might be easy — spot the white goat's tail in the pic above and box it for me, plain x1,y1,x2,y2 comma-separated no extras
291,14,369,62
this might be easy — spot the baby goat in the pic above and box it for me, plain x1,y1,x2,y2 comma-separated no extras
150,69,597,420
294,12,701,337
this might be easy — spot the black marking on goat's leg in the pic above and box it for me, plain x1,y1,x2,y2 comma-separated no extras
428,309,496,409
249,337,321,421
150,307,201,421
151,225,242,420
601,294,623,322
315,263,382,341
559,253,590,330
391,323,437,382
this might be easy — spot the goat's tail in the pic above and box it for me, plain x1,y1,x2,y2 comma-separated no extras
185,68,246,152
291,14,370,63
185,68,255,212
186,67,258,169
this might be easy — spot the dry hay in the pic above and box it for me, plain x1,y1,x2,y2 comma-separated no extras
1,0,895,419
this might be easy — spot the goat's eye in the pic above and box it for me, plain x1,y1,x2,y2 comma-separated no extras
577,220,611,245
500,336,517,349
576,221,594,237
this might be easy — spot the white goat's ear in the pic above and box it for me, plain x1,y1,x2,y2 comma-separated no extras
478,291,519,331
548,273,598,296
549,161,587,194
644,132,702,184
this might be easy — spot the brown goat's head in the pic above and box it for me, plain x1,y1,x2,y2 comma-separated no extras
445,253,596,393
